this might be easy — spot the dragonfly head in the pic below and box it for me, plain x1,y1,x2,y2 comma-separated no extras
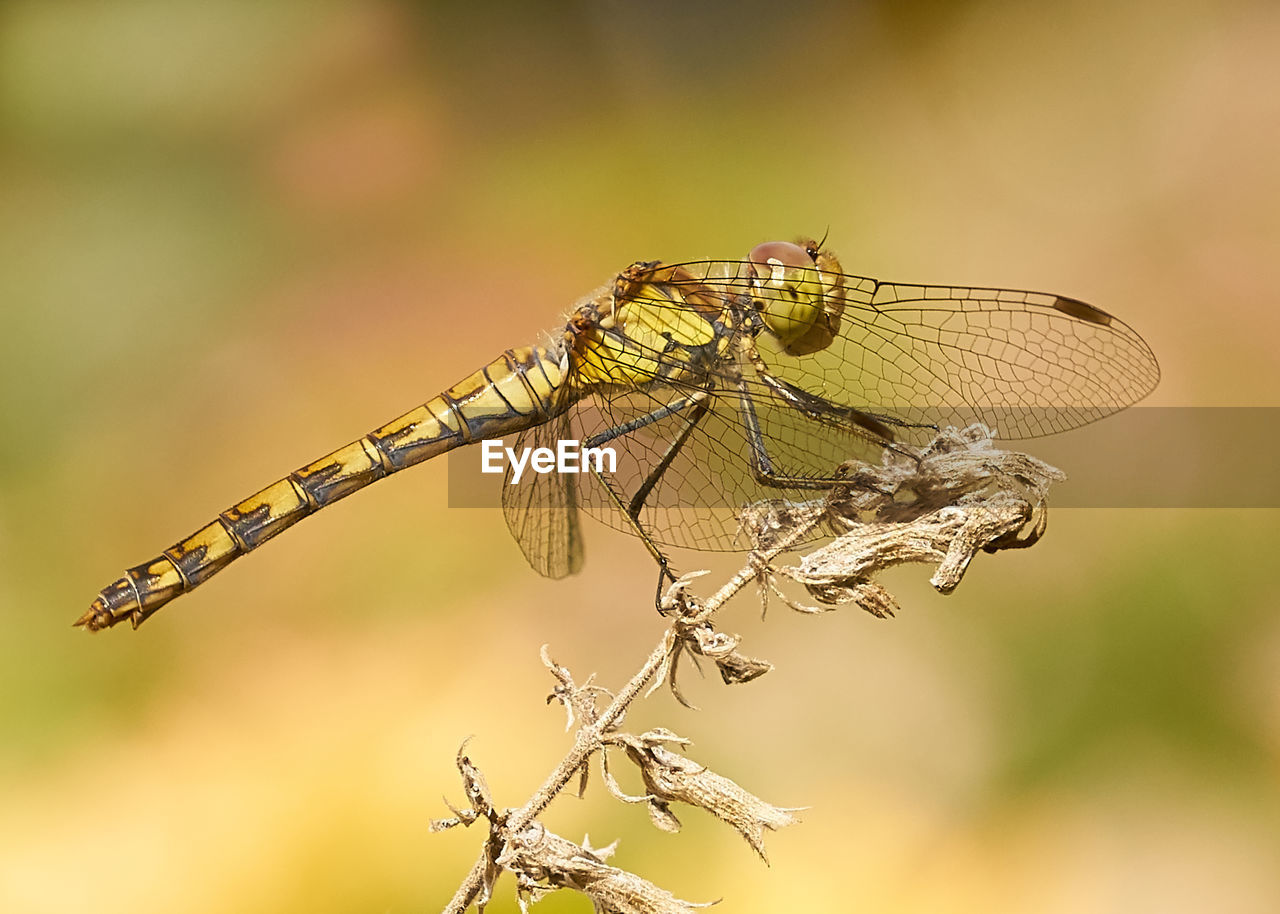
748,239,845,356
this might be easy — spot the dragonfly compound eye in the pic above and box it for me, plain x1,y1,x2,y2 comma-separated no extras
748,240,845,356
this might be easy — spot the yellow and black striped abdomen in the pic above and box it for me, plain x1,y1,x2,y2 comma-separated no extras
78,344,568,631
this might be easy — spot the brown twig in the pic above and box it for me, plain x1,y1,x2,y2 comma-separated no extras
438,426,1063,911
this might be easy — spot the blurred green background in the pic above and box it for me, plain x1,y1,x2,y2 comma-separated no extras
3,0,1279,911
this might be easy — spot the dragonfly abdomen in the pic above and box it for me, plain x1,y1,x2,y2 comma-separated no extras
78,344,568,631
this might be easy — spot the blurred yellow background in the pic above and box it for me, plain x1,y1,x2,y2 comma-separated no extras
3,1,1279,911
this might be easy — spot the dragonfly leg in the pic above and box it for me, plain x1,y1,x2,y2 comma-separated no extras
625,394,711,520
735,377,838,489
736,374,924,489
583,390,711,612
621,395,711,612
653,554,679,614
737,345,933,487
582,390,708,448
586,463,681,612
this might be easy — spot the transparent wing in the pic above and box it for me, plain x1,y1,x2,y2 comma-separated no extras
765,278,1161,441
552,256,1159,553
650,258,1160,442
500,409,584,578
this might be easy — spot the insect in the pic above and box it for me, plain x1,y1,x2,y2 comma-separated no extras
78,237,1158,631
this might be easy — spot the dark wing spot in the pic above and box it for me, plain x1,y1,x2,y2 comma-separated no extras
1053,295,1112,326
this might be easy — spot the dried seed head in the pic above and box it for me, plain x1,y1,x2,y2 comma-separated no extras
751,425,1064,610
684,622,773,685
499,826,709,914
609,731,799,861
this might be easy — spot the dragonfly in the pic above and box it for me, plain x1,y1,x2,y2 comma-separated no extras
77,237,1159,632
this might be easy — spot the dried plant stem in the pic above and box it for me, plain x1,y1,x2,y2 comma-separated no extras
443,639,665,913
439,426,1064,912
441,547,786,914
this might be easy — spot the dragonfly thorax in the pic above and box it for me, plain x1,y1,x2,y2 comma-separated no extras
566,261,731,392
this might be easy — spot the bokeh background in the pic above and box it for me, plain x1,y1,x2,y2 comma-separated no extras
3,1,1279,911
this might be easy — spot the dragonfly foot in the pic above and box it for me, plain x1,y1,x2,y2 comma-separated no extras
653,557,679,614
